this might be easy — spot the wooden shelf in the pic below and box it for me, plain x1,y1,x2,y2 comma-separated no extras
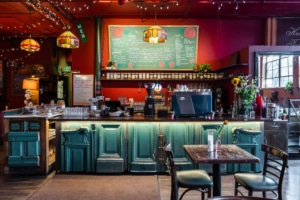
101,69,228,81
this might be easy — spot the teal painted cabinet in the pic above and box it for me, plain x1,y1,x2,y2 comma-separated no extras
227,122,262,173
61,127,92,172
7,120,41,168
162,122,194,170
128,123,159,173
8,131,40,167
96,123,126,173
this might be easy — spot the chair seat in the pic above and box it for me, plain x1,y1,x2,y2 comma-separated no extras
234,173,278,191
177,170,213,187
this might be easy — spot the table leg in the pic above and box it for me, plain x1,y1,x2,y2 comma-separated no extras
212,164,221,196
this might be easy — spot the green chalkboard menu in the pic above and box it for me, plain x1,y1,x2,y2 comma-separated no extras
109,25,198,70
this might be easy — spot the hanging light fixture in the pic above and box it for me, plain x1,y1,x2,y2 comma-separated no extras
143,6,167,44
57,30,80,48
56,3,79,49
20,6,40,52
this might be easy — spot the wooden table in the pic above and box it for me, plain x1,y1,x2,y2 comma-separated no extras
183,144,260,197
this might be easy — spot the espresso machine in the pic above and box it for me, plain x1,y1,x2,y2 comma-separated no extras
144,83,155,117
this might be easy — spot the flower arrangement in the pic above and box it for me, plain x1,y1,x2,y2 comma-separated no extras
235,75,259,109
217,120,228,137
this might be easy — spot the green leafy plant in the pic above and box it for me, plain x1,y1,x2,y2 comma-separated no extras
199,63,211,73
107,60,115,68
285,81,293,94
236,75,259,109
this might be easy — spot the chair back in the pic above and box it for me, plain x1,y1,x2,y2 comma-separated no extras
261,144,288,192
164,145,179,200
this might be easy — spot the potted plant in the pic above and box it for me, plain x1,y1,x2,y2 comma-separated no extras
199,63,211,73
280,112,287,120
285,81,293,94
236,75,259,116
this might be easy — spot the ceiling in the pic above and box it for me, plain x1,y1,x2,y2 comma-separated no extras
0,0,300,38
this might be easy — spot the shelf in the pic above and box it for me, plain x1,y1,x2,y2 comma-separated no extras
49,154,55,165
101,69,226,81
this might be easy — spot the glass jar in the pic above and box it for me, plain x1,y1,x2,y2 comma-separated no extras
57,99,65,109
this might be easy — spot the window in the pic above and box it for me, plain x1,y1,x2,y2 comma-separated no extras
258,54,294,88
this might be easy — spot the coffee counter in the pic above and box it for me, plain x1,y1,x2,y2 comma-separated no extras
48,114,265,174
3,111,288,175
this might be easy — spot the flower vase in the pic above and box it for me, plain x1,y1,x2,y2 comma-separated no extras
216,136,222,151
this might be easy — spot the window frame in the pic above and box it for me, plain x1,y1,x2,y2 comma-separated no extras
255,51,300,89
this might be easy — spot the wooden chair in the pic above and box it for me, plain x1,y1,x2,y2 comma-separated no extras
234,144,288,200
164,144,213,200
207,196,272,200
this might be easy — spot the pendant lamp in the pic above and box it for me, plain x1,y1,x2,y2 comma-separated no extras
20,38,40,52
20,6,40,52
143,9,167,44
143,26,167,44
57,30,80,49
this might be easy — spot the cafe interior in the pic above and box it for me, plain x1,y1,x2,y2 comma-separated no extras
0,0,300,200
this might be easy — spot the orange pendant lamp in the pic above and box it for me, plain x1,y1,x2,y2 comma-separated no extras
20,38,40,52
20,6,40,52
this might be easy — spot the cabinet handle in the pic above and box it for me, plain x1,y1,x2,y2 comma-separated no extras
271,123,279,128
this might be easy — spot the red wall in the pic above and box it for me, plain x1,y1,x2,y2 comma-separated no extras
4,39,54,108
2,17,265,109
71,17,265,103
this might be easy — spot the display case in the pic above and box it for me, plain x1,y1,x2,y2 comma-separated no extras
288,99,300,156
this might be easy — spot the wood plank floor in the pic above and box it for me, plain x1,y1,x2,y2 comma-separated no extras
1,141,300,200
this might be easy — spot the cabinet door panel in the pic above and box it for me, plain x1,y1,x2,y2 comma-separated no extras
162,123,194,170
61,128,91,172
64,145,91,172
128,123,158,173
264,121,287,153
8,131,40,167
228,123,262,173
97,123,126,173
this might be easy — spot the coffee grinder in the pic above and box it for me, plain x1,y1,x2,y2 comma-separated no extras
144,83,155,117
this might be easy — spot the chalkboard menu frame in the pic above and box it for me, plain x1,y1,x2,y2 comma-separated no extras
109,25,199,70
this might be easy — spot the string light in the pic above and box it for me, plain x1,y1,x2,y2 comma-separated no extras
212,0,247,11
131,0,179,11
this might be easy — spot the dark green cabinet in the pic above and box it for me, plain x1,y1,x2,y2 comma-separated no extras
128,123,159,173
55,121,263,174
227,122,262,173
96,123,126,173
61,128,92,172
162,123,194,170
8,131,40,167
